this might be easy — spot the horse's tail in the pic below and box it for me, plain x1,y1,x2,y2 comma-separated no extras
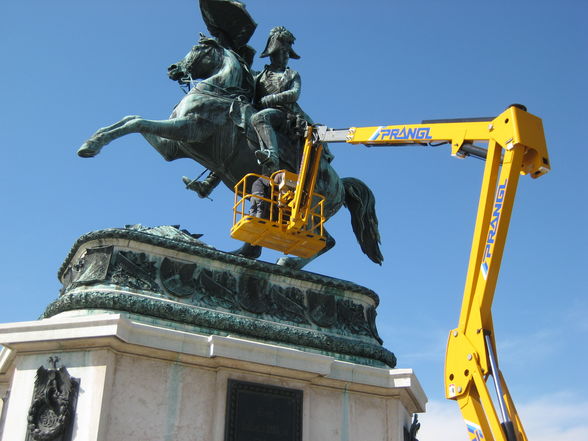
342,177,383,265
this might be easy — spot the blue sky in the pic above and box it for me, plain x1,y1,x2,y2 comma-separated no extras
1,1,587,439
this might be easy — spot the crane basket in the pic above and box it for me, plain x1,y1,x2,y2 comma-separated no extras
231,171,327,258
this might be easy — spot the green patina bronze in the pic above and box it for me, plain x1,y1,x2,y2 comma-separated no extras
65,1,395,368
44,225,396,368
76,0,383,270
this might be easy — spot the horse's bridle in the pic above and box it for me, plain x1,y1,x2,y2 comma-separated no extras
178,43,216,91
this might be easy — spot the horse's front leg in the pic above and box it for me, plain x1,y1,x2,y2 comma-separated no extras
94,115,141,136
77,116,142,157
78,116,211,158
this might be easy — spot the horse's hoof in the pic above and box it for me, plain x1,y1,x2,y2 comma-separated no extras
77,141,101,158
276,256,305,270
230,243,262,259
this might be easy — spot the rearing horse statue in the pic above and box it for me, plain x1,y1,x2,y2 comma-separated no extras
77,36,383,270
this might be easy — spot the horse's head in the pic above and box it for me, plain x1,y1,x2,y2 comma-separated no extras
168,35,224,84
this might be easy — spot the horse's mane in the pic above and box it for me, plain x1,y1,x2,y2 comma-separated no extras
194,38,254,100
221,48,255,99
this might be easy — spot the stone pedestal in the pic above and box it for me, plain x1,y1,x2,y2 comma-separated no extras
0,226,426,441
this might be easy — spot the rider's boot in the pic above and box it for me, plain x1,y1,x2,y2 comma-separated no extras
252,116,281,174
255,148,279,174
182,172,221,198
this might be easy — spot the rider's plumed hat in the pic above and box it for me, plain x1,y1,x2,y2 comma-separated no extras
260,26,300,59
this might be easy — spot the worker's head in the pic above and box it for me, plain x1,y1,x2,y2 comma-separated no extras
260,26,300,62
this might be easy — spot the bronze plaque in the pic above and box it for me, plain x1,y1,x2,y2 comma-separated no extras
225,380,302,441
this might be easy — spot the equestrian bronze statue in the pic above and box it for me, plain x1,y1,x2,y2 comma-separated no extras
77,0,382,270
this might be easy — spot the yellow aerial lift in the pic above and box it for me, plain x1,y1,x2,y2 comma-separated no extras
231,104,549,441
231,125,327,257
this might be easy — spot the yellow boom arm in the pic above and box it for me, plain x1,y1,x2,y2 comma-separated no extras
317,105,549,441
289,125,324,231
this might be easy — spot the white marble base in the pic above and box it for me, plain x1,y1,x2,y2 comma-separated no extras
0,311,426,441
